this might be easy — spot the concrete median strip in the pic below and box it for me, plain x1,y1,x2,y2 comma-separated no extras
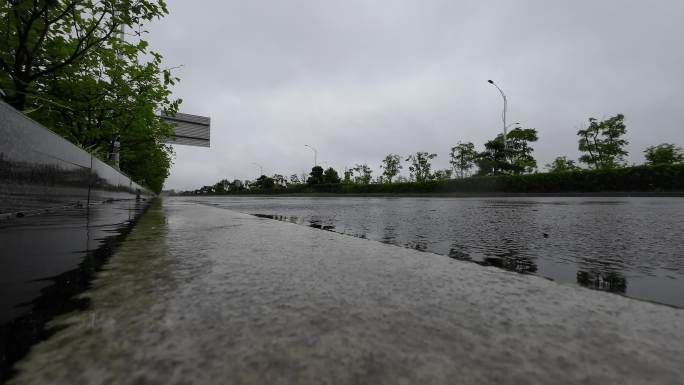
9,199,684,385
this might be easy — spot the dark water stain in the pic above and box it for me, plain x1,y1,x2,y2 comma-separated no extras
0,199,152,383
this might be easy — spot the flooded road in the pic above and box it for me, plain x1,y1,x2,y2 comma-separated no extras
189,196,684,307
8,199,684,385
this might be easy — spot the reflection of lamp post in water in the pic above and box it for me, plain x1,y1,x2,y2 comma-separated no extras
304,144,317,167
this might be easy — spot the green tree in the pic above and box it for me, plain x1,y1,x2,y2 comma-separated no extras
405,152,437,182
342,168,353,184
255,175,275,190
545,156,581,173
507,128,538,173
119,134,173,193
307,166,324,185
380,154,402,183
290,174,302,184
352,163,372,184
476,128,538,175
450,142,477,178
272,174,286,187
433,169,453,180
213,179,229,194
289,174,301,184
42,41,179,193
323,167,341,184
0,0,169,111
475,137,507,176
198,185,213,194
644,143,684,165
578,114,628,169
231,179,244,191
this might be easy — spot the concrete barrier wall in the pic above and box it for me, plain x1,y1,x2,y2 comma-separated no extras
0,101,150,216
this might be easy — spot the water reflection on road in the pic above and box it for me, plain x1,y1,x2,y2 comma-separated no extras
198,196,684,307
0,199,149,380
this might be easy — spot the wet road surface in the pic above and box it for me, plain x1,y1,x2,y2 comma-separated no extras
190,196,684,307
9,198,684,384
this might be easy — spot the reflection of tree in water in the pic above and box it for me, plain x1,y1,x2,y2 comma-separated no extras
307,217,335,231
477,237,538,274
481,251,538,274
252,214,336,230
576,270,627,293
447,241,536,273
404,234,428,252
272,214,291,222
576,252,628,293
443,202,541,274
448,241,471,261
404,239,427,251
381,225,397,244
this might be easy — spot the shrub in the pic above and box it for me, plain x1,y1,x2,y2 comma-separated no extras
212,164,684,195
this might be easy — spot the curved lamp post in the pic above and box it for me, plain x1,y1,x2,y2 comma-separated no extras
304,144,318,168
488,79,509,149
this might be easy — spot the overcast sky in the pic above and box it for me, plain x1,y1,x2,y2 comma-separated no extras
146,0,684,190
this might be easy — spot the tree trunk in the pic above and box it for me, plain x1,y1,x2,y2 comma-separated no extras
5,80,27,111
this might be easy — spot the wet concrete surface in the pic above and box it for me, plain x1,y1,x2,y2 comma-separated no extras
8,198,684,384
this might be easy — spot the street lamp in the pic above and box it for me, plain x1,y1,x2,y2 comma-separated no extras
506,122,521,130
488,79,509,149
252,162,263,176
304,144,317,168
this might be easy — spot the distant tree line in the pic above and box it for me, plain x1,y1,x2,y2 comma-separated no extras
187,113,684,195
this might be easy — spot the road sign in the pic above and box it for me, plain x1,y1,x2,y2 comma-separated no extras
162,113,210,147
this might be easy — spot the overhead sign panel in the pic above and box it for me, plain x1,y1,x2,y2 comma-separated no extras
162,112,211,147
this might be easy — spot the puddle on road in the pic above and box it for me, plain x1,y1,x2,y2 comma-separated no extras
0,199,152,382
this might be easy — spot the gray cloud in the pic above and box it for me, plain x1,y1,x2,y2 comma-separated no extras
146,0,684,190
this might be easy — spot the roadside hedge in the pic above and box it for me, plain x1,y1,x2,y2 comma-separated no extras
212,164,684,195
